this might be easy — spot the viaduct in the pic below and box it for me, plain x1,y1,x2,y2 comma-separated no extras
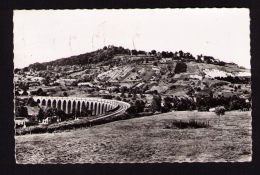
32,96,130,116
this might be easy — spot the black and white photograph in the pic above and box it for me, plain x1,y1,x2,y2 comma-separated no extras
13,9,252,163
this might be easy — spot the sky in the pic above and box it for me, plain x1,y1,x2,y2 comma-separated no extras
14,9,250,69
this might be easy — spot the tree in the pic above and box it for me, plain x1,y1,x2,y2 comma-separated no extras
135,100,145,113
56,109,67,121
151,50,156,55
71,108,77,119
44,107,55,118
15,90,20,96
179,50,184,57
161,51,167,58
80,103,88,117
37,107,45,121
174,62,187,74
131,50,138,55
26,97,38,107
41,77,50,86
22,67,29,72
63,92,68,97
153,61,158,66
126,105,136,114
115,96,121,101
39,91,47,96
36,88,44,95
120,86,128,94
162,96,172,112
15,106,28,117
168,52,174,58
215,106,225,126
150,90,162,113
14,68,21,74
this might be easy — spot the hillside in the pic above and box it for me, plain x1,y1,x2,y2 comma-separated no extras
15,45,251,118
24,45,247,71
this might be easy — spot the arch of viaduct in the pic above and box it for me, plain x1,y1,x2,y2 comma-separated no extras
33,96,124,116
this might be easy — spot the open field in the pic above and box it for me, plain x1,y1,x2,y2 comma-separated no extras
15,111,252,163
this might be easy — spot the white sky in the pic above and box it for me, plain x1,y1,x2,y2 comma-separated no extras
14,9,250,69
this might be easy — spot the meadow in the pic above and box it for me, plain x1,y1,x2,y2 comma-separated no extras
15,111,252,163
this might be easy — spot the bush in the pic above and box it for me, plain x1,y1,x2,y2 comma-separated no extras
215,106,225,116
165,120,210,129
103,95,113,99
174,62,187,74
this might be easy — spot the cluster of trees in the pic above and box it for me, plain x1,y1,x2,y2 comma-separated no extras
106,85,148,96
37,107,66,122
23,44,233,75
161,50,195,60
15,106,28,117
126,100,146,114
37,105,92,122
196,55,226,66
27,46,150,70
30,88,47,96
174,62,187,74
215,76,251,84
160,94,251,112
15,97,38,108
125,89,251,115
150,91,162,112
131,49,146,55
28,62,46,71
126,90,162,114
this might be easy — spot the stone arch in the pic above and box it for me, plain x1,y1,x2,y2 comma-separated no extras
90,102,93,115
57,100,62,110
62,100,67,113
42,99,46,106
77,101,81,112
37,99,41,104
82,101,85,111
80,101,85,116
47,99,51,107
93,103,97,116
101,103,105,114
52,100,57,108
68,100,71,114
97,103,101,115
104,104,108,112
72,101,77,115
72,101,77,110
86,101,89,110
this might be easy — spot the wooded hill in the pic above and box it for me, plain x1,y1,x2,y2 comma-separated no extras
25,45,237,71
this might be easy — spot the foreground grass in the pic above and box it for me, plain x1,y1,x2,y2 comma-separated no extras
15,111,252,163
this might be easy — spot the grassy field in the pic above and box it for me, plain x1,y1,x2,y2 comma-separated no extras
15,111,252,163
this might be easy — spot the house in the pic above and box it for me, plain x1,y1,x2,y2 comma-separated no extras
78,82,94,87
160,58,173,63
15,117,29,128
189,75,203,80
42,116,60,124
152,67,160,74
106,86,118,91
